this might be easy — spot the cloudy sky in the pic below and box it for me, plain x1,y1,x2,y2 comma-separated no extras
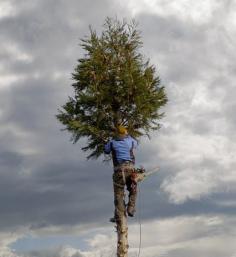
1,0,236,256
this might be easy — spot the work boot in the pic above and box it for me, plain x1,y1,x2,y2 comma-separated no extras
127,205,135,217
109,217,116,223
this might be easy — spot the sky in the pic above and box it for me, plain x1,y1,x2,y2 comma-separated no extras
0,0,236,256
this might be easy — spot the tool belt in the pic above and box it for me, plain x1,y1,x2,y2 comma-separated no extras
114,161,134,172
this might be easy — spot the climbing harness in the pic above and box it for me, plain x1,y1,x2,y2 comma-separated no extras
122,168,126,185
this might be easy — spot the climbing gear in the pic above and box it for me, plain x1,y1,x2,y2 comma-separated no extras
129,167,145,195
122,169,126,185
135,166,146,173
132,166,159,183
111,164,160,256
127,205,135,217
110,217,116,223
130,171,137,194
134,166,159,257
112,165,159,221
114,162,134,172
136,183,142,257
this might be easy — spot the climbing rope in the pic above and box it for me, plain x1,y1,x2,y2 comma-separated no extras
135,166,160,257
136,183,142,257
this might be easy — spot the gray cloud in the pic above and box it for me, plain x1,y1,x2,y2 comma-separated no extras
0,0,120,232
10,215,236,257
1,0,236,223
131,3,236,204
1,0,236,256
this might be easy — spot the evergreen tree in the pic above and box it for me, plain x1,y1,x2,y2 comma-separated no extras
56,17,168,159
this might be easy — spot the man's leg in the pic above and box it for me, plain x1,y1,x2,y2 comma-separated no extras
112,172,126,222
126,171,137,217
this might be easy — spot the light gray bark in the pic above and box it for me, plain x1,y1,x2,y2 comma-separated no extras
116,212,128,257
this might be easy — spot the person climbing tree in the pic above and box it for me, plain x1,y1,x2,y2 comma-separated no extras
104,125,138,220
56,17,167,257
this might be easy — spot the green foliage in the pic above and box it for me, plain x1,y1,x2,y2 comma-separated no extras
56,17,168,159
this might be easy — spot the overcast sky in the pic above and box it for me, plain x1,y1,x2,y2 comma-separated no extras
0,0,236,256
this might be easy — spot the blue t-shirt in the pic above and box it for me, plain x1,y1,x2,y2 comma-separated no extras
104,135,138,164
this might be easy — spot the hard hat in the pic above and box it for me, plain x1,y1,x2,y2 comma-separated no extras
117,125,127,135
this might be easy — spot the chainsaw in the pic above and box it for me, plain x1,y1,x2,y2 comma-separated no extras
132,165,160,183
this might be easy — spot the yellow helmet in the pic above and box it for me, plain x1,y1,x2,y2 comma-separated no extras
117,125,127,135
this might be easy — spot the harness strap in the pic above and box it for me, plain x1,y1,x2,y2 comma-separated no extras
121,168,126,185
130,141,135,164
114,163,134,172
113,182,124,188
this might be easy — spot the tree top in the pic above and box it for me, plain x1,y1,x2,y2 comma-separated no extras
56,17,168,159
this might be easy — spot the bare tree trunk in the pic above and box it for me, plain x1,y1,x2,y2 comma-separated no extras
116,212,128,257
113,168,138,257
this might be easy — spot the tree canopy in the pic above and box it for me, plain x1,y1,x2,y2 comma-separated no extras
56,17,168,159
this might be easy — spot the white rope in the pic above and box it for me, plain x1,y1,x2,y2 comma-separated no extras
136,183,142,257
122,168,126,185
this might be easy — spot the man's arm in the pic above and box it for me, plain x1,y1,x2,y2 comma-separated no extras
130,136,138,149
104,140,112,154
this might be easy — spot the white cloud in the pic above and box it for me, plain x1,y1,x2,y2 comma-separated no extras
160,167,219,203
87,234,115,249
0,229,27,257
157,118,236,203
0,1,16,19
145,33,236,203
0,74,26,89
191,83,224,112
135,8,236,203
118,0,221,24
155,76,236,202
0,123,41,155
3,43,32,62
0,42,32,89
9,215,236,257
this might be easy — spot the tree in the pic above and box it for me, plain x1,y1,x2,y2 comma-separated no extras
56,17,168,159
57,17,167,257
